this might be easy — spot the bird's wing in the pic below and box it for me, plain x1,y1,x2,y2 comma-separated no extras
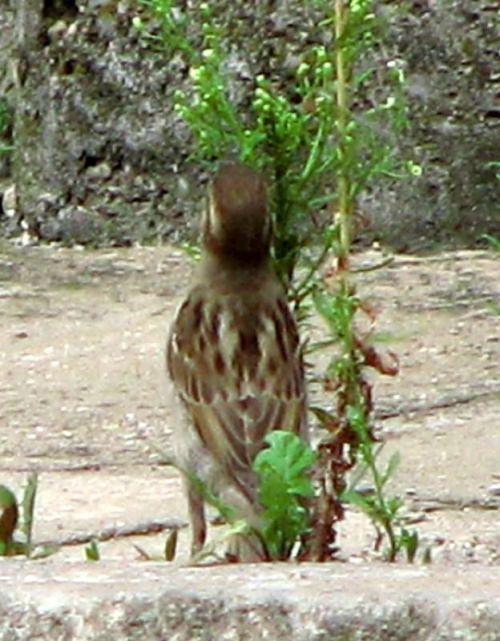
167,285,306,498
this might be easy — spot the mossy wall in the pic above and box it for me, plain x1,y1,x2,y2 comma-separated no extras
0,0,499,249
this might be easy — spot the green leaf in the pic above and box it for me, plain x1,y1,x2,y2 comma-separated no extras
309,406,338,427
422,545,432,564
254,431,315,498
164,528,178,561
386,495,403,516
479,234,500,252
22,473,38,555
85,540,100,561
399,528,419,563
381,452,400,487
0,485,18,554
0,485,17,511
343,489,378,518
253,431,315,559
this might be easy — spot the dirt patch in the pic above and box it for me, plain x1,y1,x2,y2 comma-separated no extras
0,244,499,565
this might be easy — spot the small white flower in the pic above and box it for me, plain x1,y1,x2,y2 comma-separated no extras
132,16,143,31
296,62,309,77
314,45,327,63
383,96,396,109
189,67,201,81
322,61,333,76
254,87,268,101
408,162,423,177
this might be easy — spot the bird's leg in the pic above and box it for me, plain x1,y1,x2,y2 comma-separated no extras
186,481,206,556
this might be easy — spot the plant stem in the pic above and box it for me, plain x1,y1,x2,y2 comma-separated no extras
364,451,398,560
335,0,352,267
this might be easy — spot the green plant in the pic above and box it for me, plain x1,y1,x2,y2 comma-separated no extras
0,485,18,555
0,474,57,558
85,539,100,561
0,99,13,155
164,527,178,561
131,528,179,562
309,280,402,560
253,431,316,560
152,433,315,561
137,1,340,297
137,0,416,300
305,0,422,562
343,407,418,562
479,233,500,252
138,0,420,561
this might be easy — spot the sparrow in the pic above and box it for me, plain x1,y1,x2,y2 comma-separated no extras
166,162,307,560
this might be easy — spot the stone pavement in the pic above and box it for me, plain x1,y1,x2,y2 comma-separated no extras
1,560,499,640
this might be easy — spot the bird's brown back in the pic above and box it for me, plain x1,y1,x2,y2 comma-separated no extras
167,161,306,505
167,274,306,501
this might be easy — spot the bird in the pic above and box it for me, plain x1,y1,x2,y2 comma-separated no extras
166,162,307,560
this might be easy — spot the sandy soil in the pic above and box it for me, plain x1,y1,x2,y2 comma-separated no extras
0,243,498,565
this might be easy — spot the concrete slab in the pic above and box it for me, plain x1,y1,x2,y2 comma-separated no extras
1,248,500,640
0,561,499,640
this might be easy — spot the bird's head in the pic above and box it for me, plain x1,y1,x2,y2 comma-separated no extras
202,163,272,265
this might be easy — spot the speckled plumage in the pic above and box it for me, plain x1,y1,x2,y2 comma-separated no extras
166,163,307,559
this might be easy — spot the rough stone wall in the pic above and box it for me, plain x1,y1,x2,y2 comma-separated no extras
12,0,196,245
368,0,500,250
1,0,499,249
0,0,15,180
